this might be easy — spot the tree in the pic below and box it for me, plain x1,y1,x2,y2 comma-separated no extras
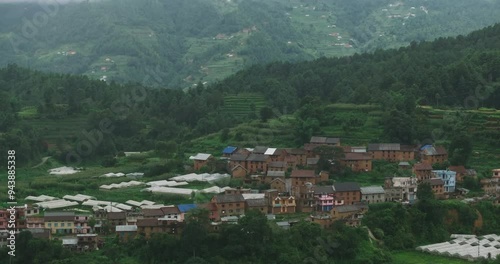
448,132,473,166
259,106,274,122
220,128,230,142
417,182,435,201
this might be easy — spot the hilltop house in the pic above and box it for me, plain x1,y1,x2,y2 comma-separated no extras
211,194,246,218
290,170,316,187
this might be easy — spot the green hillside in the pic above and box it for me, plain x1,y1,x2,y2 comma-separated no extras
2,0,500,87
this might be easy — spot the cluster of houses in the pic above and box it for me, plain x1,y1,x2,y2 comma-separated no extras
1,136,497,248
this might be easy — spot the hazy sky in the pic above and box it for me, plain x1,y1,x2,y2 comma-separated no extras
0,0,90,3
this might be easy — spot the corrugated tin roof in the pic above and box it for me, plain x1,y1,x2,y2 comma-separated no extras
223,146,238,154
189,153,212,161
360,186,385,195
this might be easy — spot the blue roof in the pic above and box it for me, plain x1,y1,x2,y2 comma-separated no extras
177,204,197,213
223,146,237,154
420,145,433,150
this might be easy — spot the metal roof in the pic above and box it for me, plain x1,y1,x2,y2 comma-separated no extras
360,186,385,195
223,146,238,154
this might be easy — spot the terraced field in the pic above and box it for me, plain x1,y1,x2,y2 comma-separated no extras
28,116,88,149
221,93,268,118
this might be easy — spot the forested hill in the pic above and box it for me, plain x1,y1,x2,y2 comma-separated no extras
2,0,500,88
214,23,500,112
2,23,500,166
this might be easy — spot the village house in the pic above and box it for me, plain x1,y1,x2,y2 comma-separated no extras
136,219,181,239
76,234,99,252
264,190,296,214
398,161,411,170
384,177,418,203
106,212,127,231
246,154,271,174
309,136,341,147
198,202,219,222
224,187,251,195
74,214,91,234
420,145,448,165
25,206,41,216
413,163,433,181
270,178,287,193
448,165,467,183
310,214,334,229
268,161,287,172
158,206,181,221
265,148,287,162
331,204,368,227
333,182,361,206
229,153,248,171
290,170,316,186
481,177,500,194
230,164,248,180
293,185,315,213
116,225,137,242
26,216,45,229
189,153,214,170
211,193,246,218
44,212,75,234
360,186,385,204
285,148,308,167
222,146,238,157
265,170,285,183
245,198,267,214
313,185,335,212
0,206,26,231
432,170,456,193
177,204,197,222
422,178,445,199
340,152,373,172
367,143,416,162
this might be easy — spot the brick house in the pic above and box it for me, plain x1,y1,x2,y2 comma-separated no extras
246,154,271,174
413,163,433,182
420,145,448,165
211,194,246,218
292,185,315,213
245,198,267,214
74,214,91,234
448,165,467,183
270,178,287,193
230,164,248,180
229,154,248,171
360,186,385,204
189,153,214,170
367,144,415,162
265,148,287,162
285,148,307,167
268,161,287,172
265,170,285,183
222,146,238,157
264,190,296,214
422,178,445,199
26,216,44,229
332,182,361,206
340,152,373,172
290,170,316,187
136,219,181,239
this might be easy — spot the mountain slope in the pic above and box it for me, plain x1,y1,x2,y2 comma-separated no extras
1,0,500,87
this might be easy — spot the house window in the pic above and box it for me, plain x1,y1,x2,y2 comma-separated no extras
54,223,58,227
48,223,52,227
61,223,65,227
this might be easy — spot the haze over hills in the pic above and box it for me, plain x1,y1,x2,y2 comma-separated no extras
1,0,500,87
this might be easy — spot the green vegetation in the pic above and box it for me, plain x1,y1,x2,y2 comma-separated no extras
2,0,500,87
391,251,473,264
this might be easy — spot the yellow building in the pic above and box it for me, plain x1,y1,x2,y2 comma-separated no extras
44,212,75,234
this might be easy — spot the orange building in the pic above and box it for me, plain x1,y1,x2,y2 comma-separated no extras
420,145,448,165
333,182,361,206
367,144,415,162
290,170,316,187
413,163,433,181
340,153,373,172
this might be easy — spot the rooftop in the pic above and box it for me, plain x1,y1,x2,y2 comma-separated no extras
290,170,316,178
310,136,340,144
189,153,212,161
333,182,361,192
222,146,238,155
414,163,433,171
267,171,285,177
214,194,245,203
343,152,372,161
360,186,385,195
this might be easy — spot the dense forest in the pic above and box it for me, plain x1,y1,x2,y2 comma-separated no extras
1,0,500,87
2,23,500,167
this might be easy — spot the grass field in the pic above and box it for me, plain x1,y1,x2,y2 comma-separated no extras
221,93,268,119
391,251,476,264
